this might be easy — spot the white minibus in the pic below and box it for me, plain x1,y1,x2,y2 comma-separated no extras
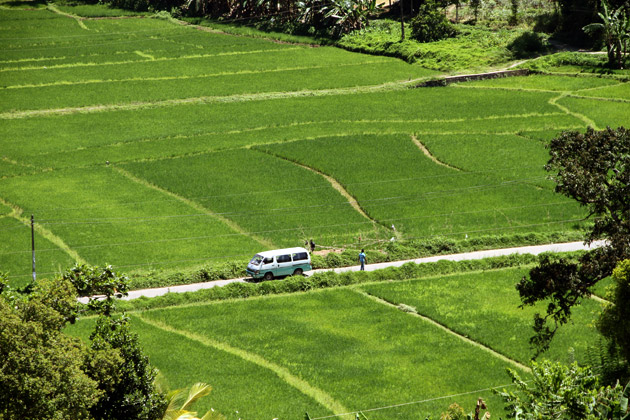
246,247,311,280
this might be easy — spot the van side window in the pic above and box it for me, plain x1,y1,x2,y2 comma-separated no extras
263,257,273,264
293,252,307,261
276,254,291,263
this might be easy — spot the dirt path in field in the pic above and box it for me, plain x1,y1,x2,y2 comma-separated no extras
135,314,352,418
113,166,275,249
355,290,532,373
548,93,600,130
0,80,423,120
258,150,377,225
411,135,461,171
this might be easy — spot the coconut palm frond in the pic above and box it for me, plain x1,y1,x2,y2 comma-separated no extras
181,383,212,411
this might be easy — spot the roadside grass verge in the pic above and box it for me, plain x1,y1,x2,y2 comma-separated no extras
116,253,542,311
360,268,602,364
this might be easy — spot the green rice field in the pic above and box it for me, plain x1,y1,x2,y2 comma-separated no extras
67,266,603,419
2,2,630,286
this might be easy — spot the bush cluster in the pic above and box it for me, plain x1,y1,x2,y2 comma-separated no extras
409,1,457,43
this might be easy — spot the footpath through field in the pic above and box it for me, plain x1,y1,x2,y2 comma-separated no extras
122,241,604,301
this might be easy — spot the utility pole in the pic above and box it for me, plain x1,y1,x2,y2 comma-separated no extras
31,214,36,283
400,0,405,40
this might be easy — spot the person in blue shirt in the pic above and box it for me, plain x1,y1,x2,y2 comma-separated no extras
359,249,366,271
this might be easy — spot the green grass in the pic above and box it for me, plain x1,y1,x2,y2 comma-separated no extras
54,2,150,17
337,22,526,71
0,217,76,288
137,288,518,419
65,262,605,419
257,133,585,239
1,6,628,285
360,268,602,364
556,96,630,129
460,74,621,91
120,149,385,247
0,167,263,282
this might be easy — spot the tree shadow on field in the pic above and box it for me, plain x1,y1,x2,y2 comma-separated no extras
2,0,47,8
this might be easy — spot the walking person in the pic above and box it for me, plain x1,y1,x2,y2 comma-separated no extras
359,249,366,271
309,239,316,253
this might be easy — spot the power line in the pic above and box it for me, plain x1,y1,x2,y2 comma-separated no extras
310,382,520,419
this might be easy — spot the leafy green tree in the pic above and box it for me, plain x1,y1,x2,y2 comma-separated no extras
599,260,630,370
89,315,167,420
0,276,101,420
497,361,630,419
299,0,380,35
469,0,480,21
584,0,629,69
410,0,457,42
63,263,130,316
516,127,630,358
509,0,519,25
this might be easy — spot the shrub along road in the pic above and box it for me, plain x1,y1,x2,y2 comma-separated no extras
116,240,605,301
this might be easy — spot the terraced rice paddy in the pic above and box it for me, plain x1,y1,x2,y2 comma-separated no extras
2,3,630,286
67,266,602,419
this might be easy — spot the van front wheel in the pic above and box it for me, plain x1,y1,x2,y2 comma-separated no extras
293,268,303,276
264,272,274,280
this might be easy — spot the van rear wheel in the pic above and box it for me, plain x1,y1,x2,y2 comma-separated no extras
293,268,303,276
264,272,274,280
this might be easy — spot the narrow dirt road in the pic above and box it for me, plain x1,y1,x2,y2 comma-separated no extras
119,241,604,301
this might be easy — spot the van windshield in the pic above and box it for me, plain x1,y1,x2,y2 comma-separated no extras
249,255,263,266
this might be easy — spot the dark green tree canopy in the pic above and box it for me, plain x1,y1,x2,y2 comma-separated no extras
517,127,630,357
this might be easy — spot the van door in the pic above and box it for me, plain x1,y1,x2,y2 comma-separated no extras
260,256,276,276
275,254,293,276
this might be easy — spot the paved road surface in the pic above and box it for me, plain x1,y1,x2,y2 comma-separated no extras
119,241,604,301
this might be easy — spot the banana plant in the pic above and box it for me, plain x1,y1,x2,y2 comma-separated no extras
583,0,629,69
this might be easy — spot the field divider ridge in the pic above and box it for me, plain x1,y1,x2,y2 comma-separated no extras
351,289,532,374
410,135,461,171
0,78,433,120
253,148,380,226
112,166,274,249
0,196,87,265
3,60,389,90
45,4,89,30
133,313,352,417
0,47,303,72
548,93,599,130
